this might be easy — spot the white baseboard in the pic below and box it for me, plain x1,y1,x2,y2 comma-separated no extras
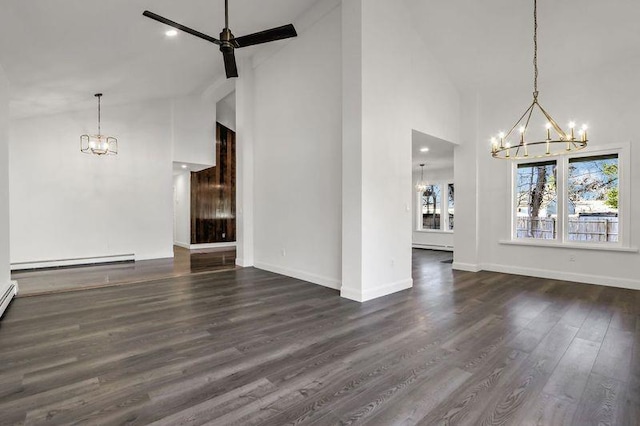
452,262,481,272
253,261,341,291
173,241,191,249
190,242,237,249
11,254,135,270
0,281,18,319
412,244,454,252
174,242,237,250
341,278,413,303
481,263,640,291
135,252,175,261
235,258,253,267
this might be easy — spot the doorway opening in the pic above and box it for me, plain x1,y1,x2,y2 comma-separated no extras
412,130,456,271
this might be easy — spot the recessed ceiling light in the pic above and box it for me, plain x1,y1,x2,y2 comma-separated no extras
181,165,188,169
165,29,178,37
420,147,430,152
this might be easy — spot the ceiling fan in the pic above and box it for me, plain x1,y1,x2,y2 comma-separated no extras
143,0,298,78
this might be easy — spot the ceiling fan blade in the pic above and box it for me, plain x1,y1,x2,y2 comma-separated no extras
142,11,221,45
222,50,238,78
234,24,297,48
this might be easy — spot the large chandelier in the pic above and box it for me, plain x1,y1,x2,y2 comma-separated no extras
491,0,588,160
81,93,118,156
415,163,428,193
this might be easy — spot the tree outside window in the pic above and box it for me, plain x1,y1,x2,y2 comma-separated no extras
516,161,557,239
568,155,619,242
514,153,621,244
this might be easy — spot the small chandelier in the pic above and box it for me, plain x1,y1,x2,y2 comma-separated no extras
81,93,117,156
491,0,588,160
415,163,428,193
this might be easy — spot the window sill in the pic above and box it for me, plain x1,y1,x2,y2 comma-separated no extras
499,239,638,253
415,230,454,234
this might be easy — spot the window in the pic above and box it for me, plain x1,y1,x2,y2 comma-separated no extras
567,154,618,242
516,161,557,240
417,182,454,232
448,183,455,230
512,149,625,246
422,185,440,230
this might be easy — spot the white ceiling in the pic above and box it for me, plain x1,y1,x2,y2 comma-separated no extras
0,0,320,118
3,0,639,119
405,0,640,91
412,130,454,173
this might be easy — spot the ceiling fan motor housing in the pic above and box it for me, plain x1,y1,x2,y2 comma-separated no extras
220,28,236,52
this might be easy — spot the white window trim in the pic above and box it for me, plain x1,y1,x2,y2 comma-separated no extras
507,142,632,250
415,181,454,233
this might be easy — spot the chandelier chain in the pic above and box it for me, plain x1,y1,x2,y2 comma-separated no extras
97,95,101,136
533,0,538,96
490,0,588,160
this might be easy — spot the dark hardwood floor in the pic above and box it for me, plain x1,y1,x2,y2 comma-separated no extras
0,249,638,425
11,246,237,297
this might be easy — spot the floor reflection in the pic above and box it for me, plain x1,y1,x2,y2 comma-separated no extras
12,246,237,296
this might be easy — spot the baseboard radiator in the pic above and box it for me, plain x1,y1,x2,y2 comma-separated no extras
412,243,454,252
11,254,135,271
0,281,18,319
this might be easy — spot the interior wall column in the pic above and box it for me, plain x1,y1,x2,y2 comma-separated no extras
453,91,481,271
0,64,17,317
341,0,413,302
340,0,364,300
235,58,255,267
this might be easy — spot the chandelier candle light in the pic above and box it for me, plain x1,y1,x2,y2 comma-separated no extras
81,93,118,156
415,163,428,193
490,0,588,160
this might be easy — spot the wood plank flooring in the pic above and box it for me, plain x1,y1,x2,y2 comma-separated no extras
11,246,237,297
0,249,638,425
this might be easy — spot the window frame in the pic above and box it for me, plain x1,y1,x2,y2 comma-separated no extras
509,142,630,249
416,181,455,233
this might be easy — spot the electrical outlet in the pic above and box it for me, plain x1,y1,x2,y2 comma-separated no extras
222,232,226,238
391,258,395,267
281,249,286,257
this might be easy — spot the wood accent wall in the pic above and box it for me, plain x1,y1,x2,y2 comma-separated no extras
190,123,236,244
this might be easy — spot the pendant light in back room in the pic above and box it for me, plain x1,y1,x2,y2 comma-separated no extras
80,93,118,156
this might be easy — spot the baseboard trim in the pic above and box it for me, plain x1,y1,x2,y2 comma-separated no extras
254,261,341,291
0,281,18,319
235,258,253,268
481,263,640,291
175,242,237,250
11,254,135,271
412,244,454,252
135,253,175,261
452,262,481,272
190,242,237,249
341,278,413,303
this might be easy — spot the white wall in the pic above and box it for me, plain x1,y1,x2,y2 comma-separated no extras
216,92,236,132
251,1,343,289
471,60,640,289
412,167,454,250
0,66,10,287
341,0,461,301
173,172,191,247
172,95,216,167
9,94,215,266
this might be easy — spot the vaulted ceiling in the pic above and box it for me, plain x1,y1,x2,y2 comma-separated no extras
2,0,639,119
405,0,640,91
0,0,320,118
